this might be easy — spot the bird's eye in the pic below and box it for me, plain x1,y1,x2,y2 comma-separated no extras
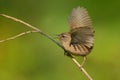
61,35,66,38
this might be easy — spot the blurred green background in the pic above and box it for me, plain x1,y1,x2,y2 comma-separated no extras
0,0,120,80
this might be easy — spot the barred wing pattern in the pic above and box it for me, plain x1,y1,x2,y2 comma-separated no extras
69,7,92,30
69,7,94,56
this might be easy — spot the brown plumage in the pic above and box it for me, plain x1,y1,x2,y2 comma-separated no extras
59,7,94,57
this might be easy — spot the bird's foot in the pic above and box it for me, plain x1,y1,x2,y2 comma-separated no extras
64,50,73,58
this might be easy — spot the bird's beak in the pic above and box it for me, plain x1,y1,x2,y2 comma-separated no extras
54,34,60,39
55,34,60,37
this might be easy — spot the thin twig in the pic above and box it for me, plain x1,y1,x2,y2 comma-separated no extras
0,14,93,80
71,58,93,80
65,51,93,80
0,30,38,43
0,14,63,49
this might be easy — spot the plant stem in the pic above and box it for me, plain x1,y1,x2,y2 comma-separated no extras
0,14,93,80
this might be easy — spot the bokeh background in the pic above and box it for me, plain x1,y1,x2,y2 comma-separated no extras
0,0,120,80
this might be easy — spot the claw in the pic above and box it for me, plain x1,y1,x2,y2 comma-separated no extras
64,50,73,58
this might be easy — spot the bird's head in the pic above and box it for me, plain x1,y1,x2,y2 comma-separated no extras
58,32,71,43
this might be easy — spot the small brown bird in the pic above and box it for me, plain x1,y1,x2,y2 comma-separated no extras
58,7,94,66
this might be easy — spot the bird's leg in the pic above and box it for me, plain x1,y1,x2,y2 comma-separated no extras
81,56,87,67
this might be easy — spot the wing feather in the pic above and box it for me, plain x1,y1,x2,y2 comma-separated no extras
70,27,94,51
69,7,92,30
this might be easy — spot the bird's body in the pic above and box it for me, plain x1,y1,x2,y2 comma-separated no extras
58,7,94,57
62,37,90,56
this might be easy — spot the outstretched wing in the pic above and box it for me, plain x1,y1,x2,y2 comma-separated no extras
69,7,94,54
70,27,94,49
69,7,92,31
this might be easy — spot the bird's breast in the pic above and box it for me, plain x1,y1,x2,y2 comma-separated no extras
63,43,90,56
